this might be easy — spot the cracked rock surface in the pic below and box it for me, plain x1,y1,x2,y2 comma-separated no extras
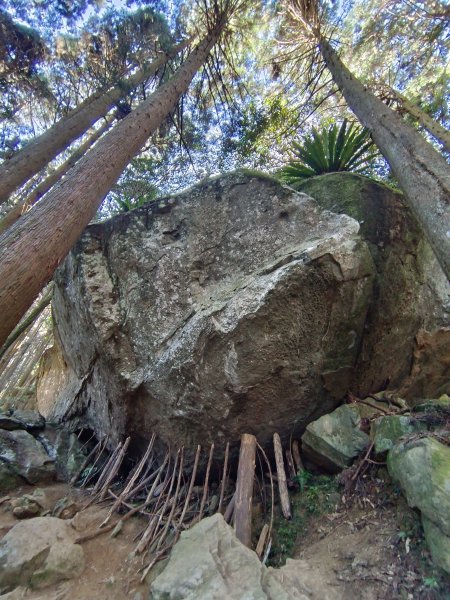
39,172,377,455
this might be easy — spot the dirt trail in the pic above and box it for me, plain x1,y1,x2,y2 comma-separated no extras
0,475,448,599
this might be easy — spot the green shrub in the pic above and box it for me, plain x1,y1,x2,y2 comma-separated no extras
280,120,379,186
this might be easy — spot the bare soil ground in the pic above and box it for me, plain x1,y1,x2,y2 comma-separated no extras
0,482,149,600
271,468,450,600
1,470,449,599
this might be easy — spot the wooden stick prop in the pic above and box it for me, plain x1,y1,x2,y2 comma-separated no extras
218,441,229,514
99,436,131,500
256,524,269,558
157,447,184,549
70,439,101,485
273,433,291,520
291,440,304,473
92,440,122,493
285,448,296,480
256,442,274,556
136,451,178,554
178,444,201,528
234,433,256,547
223,492,236,524
198,443,214,521
101,435,155,525
81,436,109,488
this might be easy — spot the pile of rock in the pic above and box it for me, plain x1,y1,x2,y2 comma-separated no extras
300,394,450,574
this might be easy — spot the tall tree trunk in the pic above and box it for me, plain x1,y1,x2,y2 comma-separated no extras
319,38,450,278
392,90,450,154
0,284,53,360
0,38,191,204
0,27,225,347
0,120,110,234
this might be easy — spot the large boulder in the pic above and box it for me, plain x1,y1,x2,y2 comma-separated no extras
150,513,340,600
387,436,450,574
38,172,375,455
0,410,45,432
0,429,55,488
0,517,84,593
301,404,370,472
298,173,449,398
387,437,450,536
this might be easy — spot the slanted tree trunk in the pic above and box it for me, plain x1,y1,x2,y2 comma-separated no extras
391,90,450,154
0,26,226,347
318,38,450,278
0,120,111,234
0,284,53,360
0,38,191,204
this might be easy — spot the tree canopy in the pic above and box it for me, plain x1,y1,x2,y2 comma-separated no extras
0,0,449,345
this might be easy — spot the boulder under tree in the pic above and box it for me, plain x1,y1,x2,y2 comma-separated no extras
37,172,449,457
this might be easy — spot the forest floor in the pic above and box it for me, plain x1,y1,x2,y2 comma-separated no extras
0,469,449,600
267,467,450,600
0,483,149,600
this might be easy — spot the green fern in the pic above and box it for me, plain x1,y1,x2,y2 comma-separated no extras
280,120,379,186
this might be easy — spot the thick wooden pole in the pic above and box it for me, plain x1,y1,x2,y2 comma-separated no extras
273,433,291,520
234,433,256,547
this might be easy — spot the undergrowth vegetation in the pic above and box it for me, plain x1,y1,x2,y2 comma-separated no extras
267,473,340,567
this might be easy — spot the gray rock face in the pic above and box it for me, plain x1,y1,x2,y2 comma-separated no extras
0,410,45,432
0,429,54,486
36,427,87,482
40,173,375,454
298,173,450,398
150,513,340,600
0,517,84,593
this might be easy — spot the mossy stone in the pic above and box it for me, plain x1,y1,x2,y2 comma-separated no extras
422,516,450,575
387,437,450,536
371,415,428,454
302,404,370,472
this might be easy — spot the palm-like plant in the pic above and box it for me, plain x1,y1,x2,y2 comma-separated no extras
280,120,379,186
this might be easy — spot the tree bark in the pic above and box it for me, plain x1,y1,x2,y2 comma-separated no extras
392,90,450,154
0,120,110,234
0,284,52,360
0,27,225,347
319,38,450,279
0,38,192,204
